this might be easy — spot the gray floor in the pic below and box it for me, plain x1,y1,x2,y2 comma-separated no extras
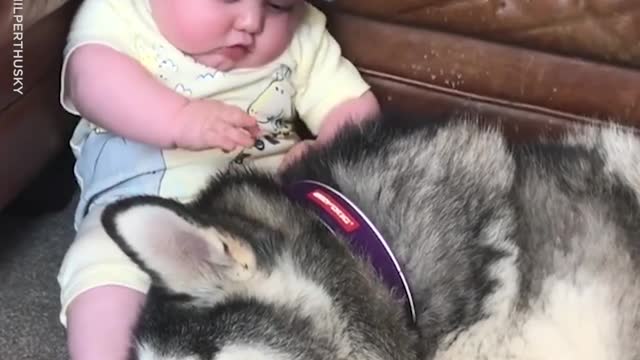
0,197,76,360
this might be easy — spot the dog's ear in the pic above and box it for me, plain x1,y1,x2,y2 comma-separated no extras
101,196,256,304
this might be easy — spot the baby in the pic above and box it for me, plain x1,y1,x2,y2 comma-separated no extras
57,0,380,359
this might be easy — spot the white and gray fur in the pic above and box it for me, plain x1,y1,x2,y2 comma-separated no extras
102,115,640,360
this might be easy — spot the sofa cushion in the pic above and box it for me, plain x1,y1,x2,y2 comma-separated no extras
312,2,640,129
314,0,640,130
324,0,640,68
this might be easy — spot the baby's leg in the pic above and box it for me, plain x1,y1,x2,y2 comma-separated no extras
58,206,150,360
66,286,145,360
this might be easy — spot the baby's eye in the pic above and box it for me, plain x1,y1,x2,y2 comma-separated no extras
267,1,295,12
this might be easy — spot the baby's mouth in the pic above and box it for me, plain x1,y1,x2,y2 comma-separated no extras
217,45,250,61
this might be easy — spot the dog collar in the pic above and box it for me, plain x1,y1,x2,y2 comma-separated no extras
286,180,417,322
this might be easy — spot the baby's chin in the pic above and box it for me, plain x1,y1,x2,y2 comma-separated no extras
190,53,234,71
190,51,277,72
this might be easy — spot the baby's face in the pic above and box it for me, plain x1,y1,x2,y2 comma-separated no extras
150,0,305,71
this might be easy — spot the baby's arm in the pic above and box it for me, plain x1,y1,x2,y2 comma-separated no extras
65,44,260,150
314,90,380,144
280,91,380,169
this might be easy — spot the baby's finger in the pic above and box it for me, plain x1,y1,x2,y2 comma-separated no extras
245,122,262,139
222,106,258,129
203,130,237,152
225,113,261,138
236,118,261,139
226,128,255,148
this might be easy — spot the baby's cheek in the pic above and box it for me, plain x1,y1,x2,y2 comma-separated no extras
154,2,227,54
258,15,300,59
174,24,224,54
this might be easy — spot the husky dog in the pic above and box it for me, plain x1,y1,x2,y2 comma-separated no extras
102,115,640,360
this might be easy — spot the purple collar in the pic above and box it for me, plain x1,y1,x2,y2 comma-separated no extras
286,180,416,322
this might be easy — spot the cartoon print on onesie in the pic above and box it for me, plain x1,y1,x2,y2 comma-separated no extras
135,36,175,83
134,35,222,89
234,64,296,164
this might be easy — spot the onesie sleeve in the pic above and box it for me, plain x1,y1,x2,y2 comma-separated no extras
292,5,371,135
59,0,137,115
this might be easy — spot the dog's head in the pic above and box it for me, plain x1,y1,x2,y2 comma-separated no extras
101,170,418,360
101,192,317,360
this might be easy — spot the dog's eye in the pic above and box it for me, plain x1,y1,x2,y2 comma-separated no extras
222,242,230,254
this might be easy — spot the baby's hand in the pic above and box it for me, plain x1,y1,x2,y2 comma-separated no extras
279,139,316,172
174,99,261,151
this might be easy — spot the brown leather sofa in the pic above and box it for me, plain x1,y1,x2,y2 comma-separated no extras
313,0,640,140
1,0,638,211
0,0,80,211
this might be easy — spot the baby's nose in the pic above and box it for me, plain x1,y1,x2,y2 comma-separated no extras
235,4,264,34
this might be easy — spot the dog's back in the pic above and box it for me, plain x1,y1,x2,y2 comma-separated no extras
283,119,640,359
103,117,640,360
502,127,640,360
